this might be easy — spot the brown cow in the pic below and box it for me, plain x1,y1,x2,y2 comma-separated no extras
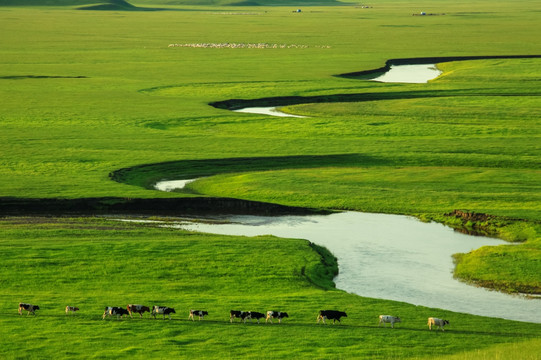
127,304,150,318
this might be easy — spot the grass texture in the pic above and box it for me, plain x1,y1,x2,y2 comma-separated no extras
0,218,540,359
0,0,540,358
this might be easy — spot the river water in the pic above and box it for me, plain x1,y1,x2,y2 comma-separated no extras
370,64,442,83
232,64,442,117
233,106,306,118
163,210,539,323
152,60,538,323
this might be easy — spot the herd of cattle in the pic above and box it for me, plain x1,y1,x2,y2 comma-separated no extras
167,43,332,49
17,303,451,331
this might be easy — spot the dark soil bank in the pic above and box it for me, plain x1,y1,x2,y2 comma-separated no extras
0,197,326,217
336,55,541,79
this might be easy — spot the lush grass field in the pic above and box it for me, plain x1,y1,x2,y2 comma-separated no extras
0,0,540,358
1,217,540,359
0,1,539,198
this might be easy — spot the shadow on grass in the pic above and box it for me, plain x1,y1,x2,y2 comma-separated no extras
110,153,383,189
209,89,466,110
0,75,88,80
4,154,382,216
209,55,541,111
336,55,541,80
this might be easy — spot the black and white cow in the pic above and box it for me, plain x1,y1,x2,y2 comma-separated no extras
428,317,449,331
230,310,247,323
266,311,289,324
189,310,208,321
103,306,130,319
127,304,150,318
18,303,39,316
151,306,176,320
244,311,266,324
316,310,347,324
378,315,401,328
65,306,79,315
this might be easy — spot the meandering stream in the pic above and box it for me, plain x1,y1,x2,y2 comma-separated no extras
149,61,540,323
170,212,538,323
231,64,442,117
154,179,539,323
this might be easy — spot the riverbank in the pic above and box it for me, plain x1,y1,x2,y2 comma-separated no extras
149,164,541,303
1,215,541,359
1,3,540,357
0,196,326,217
169,211,539,322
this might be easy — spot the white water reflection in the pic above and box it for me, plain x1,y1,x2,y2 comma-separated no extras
154,179,196,192
371,64,442,83
172,211,540,323
233,106,306,118
232,64,442,118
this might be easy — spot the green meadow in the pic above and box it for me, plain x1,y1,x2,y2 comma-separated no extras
0,0,540,358
1,217,540,359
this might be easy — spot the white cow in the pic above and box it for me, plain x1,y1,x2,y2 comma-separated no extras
428,317,449,331
378,315,401,328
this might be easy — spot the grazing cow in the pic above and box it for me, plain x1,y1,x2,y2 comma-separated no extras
189,310,208,321
18,303,39,316
266,311,289,324
230,310,247,323
103,307,129,319
244,311,265,324
317,310,347,324
428,317,449,331
151,306,175,320
65,306,80,315
378,315,401,328
127,304,150,318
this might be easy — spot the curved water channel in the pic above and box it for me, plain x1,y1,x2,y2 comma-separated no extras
369,63,442,83
232,64,442,117
149,61,540,323
154,180,539,323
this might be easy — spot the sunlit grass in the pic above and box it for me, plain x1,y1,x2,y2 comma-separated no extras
1,218,540,359
0,1,540,358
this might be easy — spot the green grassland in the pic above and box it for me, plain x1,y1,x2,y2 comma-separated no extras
0,0,540,358
1,217,540,359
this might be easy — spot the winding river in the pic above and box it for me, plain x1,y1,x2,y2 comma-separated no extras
231,64,442,117
154,180,539,323
149,61,540,323
172,212,539,323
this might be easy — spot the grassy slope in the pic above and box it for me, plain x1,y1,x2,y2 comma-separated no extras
0,2,538,199
0,218,540,359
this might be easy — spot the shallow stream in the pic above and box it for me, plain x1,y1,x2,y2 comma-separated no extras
231,64,442,117
169,211,539,323
370,64,442,83
151,61,539,323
